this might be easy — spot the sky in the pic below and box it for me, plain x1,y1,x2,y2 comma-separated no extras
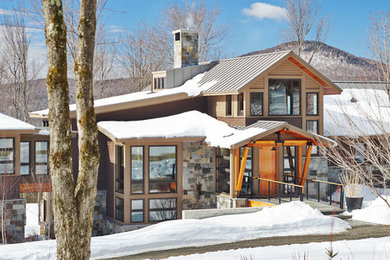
0,0,389,78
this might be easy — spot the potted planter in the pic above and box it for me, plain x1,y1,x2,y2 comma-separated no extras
340,173,363,212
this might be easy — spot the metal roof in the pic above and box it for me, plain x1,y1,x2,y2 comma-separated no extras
334,81,389,90
199,50,291,94
242,120,286,131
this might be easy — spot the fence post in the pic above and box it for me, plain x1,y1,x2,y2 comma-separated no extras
306,181,309,200
328,184,332,205
278,184,281,204
300,187,303,201
268,181,271,201
317,182,320,202
340,186,344,210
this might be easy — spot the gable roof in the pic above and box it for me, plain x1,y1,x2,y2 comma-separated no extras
199,50,342,95
0,112,39,133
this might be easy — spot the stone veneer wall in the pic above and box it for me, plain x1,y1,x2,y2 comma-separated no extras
0,199,25,243
102,217,147,235
182,142,217,210
93,190,107,236
307,156,332,198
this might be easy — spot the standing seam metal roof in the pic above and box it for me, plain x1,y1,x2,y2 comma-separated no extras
334,81,388,90
242,120,286,131
199,50,291,94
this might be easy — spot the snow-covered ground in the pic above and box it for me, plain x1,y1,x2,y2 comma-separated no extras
24,203,40,238
348,196,390,225
0,202,349,259
164,236,390,260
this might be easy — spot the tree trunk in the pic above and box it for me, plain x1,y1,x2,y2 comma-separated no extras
42,0,98,259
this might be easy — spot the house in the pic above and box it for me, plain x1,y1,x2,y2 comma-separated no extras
0,112,50,243
29,29,342,233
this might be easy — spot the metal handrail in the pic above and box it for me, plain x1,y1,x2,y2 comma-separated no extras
251,177,304,204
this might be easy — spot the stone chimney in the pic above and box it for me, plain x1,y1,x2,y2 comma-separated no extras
173,29,198,68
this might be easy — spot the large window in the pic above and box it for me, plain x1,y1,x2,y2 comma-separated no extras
0,138,14,174
131,146,144,194
116,145,124,194
149,146,177,193
226,95,232,116
20,142,30,175
250,92,263,116
307,93,318,115
149,198,177,222
35,141,48,175
269,79,301,115
306,120,319,154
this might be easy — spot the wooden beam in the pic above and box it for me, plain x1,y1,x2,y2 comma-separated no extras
235,148,240,185
235,146,249,197
249,140,311,147
297,146,303,185
301,145,313,188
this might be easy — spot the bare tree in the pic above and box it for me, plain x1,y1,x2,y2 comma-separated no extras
42,0,99,259
117,24,165,92
152,0,229,66
368,11,390,95
283,0,329,64
0,7,42,121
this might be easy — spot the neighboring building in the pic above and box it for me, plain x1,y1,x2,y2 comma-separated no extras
30,29,342,232
0,113,50,243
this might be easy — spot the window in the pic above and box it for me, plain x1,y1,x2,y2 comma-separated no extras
131,200,144,223
225,95,232,116
307,93,318,115
149,198,176,222
149,146,177,193
355,143,365,163
0,138,14,174
20,142,30,175
131,146,144,194
116,145,124,193
35,141,48,175
115,197,124,222
250,92,263,116
306,120,319,154
154,77,166,89
269,79,301,115
175,32,180,41
238,93,244,116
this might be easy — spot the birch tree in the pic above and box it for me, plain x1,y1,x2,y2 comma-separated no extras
42,0,99,258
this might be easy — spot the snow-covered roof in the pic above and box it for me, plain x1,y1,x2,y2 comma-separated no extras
0,112,39,132
30,73,218,118
98,110,335,148
324,86,390,137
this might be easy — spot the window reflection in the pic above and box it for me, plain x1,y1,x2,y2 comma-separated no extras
149,146,177,193
269,79,300,115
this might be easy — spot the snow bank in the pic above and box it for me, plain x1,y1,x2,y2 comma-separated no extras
350,196,390,225
0,202,350,259
165,236,390,260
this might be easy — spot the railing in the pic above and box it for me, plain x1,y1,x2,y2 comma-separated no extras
296,177,344,209
251,177,304,204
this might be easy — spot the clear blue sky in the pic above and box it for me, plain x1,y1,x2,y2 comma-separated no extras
1,0,389,63
102,0,390,59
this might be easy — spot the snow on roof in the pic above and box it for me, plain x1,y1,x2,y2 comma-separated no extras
0,112,38,132
324,88,390,137
30,73,217,118
98,111,268,148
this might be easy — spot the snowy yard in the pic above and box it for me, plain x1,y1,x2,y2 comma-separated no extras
24,203,40,238
0,195,389,259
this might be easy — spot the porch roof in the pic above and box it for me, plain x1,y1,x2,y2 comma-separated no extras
98,110,335,149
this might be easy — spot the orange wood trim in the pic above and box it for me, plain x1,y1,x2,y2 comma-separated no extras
20,183,52,193
234,148,240,185
297,146,303,185
301,145,313,188
235,146,249,196
249,140,311,147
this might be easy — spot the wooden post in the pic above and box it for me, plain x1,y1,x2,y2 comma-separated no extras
301,145,313,188
235,146,249,197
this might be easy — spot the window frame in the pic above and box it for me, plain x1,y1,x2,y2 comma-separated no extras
306,92,319,116
148,198,177,222
237,93,244,116
306,120,319,155
0,137,15,175
131,146,145,195
115,145,124,194
131,199,144,223
34,141,49,175
250,92,264,116
268,79,301,116
225,95,232,116
115,196,124,222
148,145,177,194
20,141,30,176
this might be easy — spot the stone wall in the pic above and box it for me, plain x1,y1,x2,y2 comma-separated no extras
93,190,107,236
102,217,147,235
307,156,335,199
0,199,25,243
182,142,217,210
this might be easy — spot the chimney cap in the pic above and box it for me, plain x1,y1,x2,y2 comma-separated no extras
172,29,198,34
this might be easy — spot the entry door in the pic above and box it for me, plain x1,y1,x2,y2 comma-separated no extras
258,146,277,196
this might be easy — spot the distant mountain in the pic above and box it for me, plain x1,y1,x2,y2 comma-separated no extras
243,41,379,81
